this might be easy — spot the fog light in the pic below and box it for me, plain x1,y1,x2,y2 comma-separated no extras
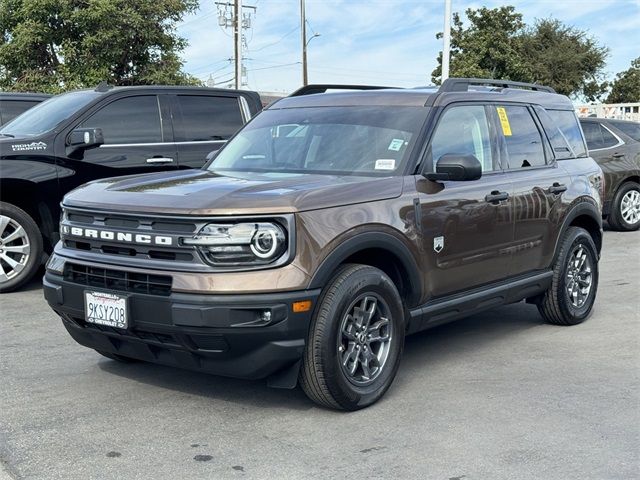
259,310,272,323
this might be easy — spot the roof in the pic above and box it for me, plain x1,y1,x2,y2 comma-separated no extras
0,92,52,101
270,78,574,111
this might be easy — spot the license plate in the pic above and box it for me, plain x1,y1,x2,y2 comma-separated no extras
84,291,128,329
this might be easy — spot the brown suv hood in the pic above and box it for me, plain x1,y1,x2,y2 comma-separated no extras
63,169,404,215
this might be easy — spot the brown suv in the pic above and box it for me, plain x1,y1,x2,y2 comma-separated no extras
580,118,640,231
43,78,604,410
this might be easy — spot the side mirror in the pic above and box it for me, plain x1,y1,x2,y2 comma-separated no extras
205,148,220,163
67,128,104,156
424,154,482,182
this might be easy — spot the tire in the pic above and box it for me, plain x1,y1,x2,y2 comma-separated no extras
95,350,139,363
0,202,43,293
300,264,405,410
538,227,599,326
608,181,640,231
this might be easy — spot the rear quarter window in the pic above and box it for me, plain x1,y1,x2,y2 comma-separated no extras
546,110,587,158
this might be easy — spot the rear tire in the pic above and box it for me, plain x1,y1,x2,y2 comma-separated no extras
608,181,640,231
0,202,43,293
300,264,405,410
95,350,139,363
538,227,599,326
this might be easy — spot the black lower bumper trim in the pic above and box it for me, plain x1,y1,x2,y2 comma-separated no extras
44,273,320,380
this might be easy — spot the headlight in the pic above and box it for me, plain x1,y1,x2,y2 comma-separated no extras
182,222,287,266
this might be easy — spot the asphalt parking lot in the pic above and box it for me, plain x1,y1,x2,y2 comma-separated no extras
1,229,638,480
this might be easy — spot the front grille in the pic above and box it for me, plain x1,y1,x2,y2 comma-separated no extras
61,208,201,266
64,263,172,296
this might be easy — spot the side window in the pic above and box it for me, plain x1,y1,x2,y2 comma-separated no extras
497,105,546,168
0,100,40,125
430,105,496,172
599,125,619,148
613,121,640,142
581,122,619,150
547,110,587,157
79,96,162,144
175,95,244,142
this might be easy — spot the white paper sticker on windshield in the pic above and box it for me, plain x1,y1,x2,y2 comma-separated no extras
388,139,405,151
375,159,396,170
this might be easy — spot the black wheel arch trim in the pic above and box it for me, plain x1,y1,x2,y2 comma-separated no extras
554,199,603,259
307,231,423,307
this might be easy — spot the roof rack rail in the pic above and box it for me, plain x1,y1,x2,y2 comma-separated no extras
289,84,396,97
440,78,556,94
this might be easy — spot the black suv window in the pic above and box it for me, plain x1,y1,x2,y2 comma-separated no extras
611,121,640,142
0,100,40,125
79,96,162,145
430,105,496,172
582,122,619,150
547,110,587,157
499,105,546,168
175,95,244,142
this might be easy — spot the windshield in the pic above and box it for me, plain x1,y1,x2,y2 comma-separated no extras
0,90,101,137
208,106,428,176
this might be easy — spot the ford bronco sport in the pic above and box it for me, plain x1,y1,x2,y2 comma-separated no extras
43,78,604,410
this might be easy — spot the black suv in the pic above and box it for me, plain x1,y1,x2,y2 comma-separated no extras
579,117,640,231
0,92,51,126
44,79,604,410
0,85,262,292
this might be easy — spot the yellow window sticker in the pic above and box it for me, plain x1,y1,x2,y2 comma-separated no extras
496,107,512,136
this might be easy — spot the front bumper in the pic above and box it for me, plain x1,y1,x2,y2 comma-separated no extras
43,272,320,381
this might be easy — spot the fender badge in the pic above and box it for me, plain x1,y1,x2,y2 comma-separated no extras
11,141,47,152
433,236,444,253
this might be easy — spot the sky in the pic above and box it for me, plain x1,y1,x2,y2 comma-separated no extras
177,0,640,93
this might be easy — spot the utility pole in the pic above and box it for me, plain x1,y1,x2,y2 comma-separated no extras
216,1,256,88
234,0,242,89
441,0,451,81
300,0,308,86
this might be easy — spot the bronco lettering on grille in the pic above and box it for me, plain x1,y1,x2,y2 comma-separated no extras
61,225,173,246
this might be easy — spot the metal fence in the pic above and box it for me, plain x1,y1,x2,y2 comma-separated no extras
575,103,640,122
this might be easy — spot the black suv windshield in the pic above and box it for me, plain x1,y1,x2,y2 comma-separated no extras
0,90,101,137
208,106,428,176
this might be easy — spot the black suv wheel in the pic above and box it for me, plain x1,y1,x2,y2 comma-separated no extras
608,181,640,231
538,227,599,325
300,264,405,410
0,202,43,293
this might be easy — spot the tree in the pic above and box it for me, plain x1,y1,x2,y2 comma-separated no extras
606,57,640,103
0,0,200,93
432,6,609,100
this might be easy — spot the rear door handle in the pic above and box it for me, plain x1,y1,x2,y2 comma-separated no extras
547,183,567,194
485,191,509,203
146,157,174,164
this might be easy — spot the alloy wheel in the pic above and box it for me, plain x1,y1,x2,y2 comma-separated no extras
620,189,640,225
565,245,593,308
338,294,393,386
0,215,31,284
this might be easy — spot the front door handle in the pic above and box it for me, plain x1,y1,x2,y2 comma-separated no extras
146,157,174,164
612,152,625,158
485,191,509,203
547,183,567,194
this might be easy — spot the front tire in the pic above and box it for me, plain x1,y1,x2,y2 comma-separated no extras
608,181,640,231
0,202,43,293
300,264,405,410
538,227,599,325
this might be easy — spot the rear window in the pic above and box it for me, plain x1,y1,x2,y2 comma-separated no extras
581,122,619,150
175,95,244,142
611,121,640,142
546,110,587,158
0,100,41,125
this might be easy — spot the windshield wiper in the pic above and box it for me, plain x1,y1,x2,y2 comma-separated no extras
0,133,15,138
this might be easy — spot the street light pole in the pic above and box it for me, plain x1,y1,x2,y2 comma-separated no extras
442,0,451,81
300,0,308,86
234,0,243,89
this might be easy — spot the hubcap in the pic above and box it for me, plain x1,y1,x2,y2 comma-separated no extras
0,215,31,284
620,189,640,225
565,245,593,308
338,294,393,386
